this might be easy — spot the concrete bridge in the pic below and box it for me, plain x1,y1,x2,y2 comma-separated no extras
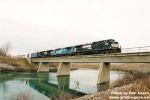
31,52,150,85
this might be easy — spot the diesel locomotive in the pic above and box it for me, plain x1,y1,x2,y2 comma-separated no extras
31,39,121,58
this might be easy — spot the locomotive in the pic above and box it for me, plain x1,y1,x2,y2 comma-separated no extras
31,39,121,58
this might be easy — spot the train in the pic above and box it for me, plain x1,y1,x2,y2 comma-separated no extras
31,39,121,58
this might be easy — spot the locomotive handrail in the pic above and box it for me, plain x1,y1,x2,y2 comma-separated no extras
122,46,150,53
123,46,150,49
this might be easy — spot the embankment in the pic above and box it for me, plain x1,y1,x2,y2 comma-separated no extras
0,56,31,72
73,75,150,100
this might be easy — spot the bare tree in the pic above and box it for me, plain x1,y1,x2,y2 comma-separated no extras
0,42,12,56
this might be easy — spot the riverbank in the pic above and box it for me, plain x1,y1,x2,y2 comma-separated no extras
73,73,150,100
0,56,31,72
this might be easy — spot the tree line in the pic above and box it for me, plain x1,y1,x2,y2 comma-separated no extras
0,42,12,56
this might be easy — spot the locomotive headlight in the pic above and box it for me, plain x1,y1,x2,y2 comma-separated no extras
105,43,109,45
111,44,119,48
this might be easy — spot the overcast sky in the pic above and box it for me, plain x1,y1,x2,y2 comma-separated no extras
0,0,150,55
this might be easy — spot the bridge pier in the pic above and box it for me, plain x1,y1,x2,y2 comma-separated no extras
97,82,109,92
97,62,110,84
37,62,49,72
57,62,72,76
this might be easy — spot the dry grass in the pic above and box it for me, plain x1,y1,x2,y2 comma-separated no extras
74,75,150,100
0,56,30,68
6,91,34,100
109,76,150,100
108,73,150,100
126,76,150,92
111,63,150,73
0,56,31,70
110,72,148,89
51,93,77,100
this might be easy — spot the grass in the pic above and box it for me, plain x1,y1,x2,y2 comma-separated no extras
107,76,150,100
0,56,30,67
6,91,34,100
111,63,150,73
74,75,150,100
110,72,148,89
0,56,31,71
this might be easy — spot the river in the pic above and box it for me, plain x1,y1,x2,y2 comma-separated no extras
0,69,126,100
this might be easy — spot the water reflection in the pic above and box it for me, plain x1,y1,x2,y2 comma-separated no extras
0,70,126,100
29,74,86,99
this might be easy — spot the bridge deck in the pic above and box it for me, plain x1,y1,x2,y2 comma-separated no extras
32,52,150,63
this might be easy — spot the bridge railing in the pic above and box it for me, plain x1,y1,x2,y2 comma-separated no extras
122,46,150,53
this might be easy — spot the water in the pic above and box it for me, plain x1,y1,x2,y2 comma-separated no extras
0,69,126,100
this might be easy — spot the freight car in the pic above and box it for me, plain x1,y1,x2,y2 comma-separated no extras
31,51,47,58
31,39,121,58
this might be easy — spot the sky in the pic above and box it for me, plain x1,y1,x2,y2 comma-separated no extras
0,0,150,55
